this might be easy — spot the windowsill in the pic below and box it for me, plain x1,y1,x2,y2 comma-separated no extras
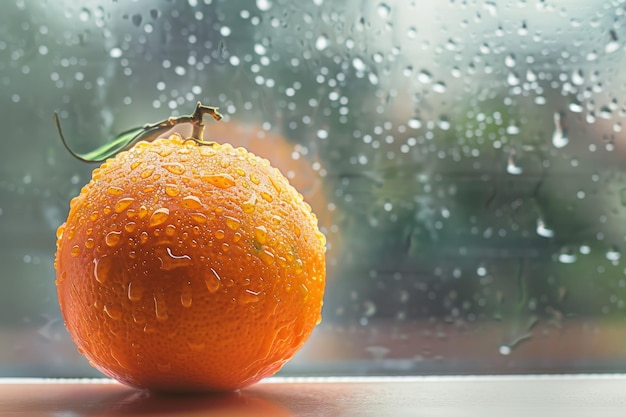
2,375,626,416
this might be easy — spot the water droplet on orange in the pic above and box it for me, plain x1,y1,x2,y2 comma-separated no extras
159,247,192,271
254,225,268,245
241,195,256,213
165,184,180,197
162,162,185,175
233,232,242,242
269,175,282,193
259,250,275,266
85,238,95,249
165,224,176,237
70,245,80,257
201,173,236,188
300,283,310,300
140,231,149,244
182,195,203,209
105,231,121,247
224,216,241,231
127,280,144,301
130,160,142,170
124,222,137,233
250,172,260,185
234,168,246,176
158,148,173,157
140,166,155,179
240,289,261,304
221,242,230,252
132,311,146,325
190,212,207,224
260,191,273,203
215,229,225,239
138,205,148,219
181,281,193,307
89,211,99,222
294,258,303,274
204,267,222,293
104,304,122,320
93,255,111,284
107,186,124,196
154,289,169,321
149,208,170,227
56,224,65,240
114,197,134,213
200,146,216,157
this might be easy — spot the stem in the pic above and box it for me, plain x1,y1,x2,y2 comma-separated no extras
190,102,223,141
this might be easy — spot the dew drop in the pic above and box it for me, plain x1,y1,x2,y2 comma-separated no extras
140,166,155,179
181,281,193,307
242,195,256,213
260,191,273,202
182,195,203,209
70,245,80,257
190,212,207,224
138,205,148,219
149,208,170,227
162,162,185,175
124,222,137,233
240,289,261,304
259,249,275,266
215,229,225,239
127,280,144,301
154,289,169,321
114,197,134,213
56,224,66,240
249,172,261,185
159,247,192,271
165,184,180,197
254,225,268,245
224,215,241,230
104,304,122,320
204,268,222,293
93,255,112,284
107,186,124,196
202,173,236,188
105,231,122,247
85,238,95,249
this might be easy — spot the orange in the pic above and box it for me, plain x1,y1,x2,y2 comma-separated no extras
54,133,326,392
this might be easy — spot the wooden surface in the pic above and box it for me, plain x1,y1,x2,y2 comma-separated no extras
1,376,626,416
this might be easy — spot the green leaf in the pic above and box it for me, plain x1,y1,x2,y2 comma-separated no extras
53,113,169,163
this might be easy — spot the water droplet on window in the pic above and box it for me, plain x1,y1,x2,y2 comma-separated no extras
552,112,568,148
377,3,391,18
315,34,329,51
131,14,142,27
256,0,272,11
109,47,122,58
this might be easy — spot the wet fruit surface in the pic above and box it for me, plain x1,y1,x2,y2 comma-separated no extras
54,133,326,392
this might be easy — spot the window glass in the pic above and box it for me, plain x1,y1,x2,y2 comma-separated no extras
1,0,625,377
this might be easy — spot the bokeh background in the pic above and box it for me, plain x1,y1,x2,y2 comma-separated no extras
2,0,626,377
